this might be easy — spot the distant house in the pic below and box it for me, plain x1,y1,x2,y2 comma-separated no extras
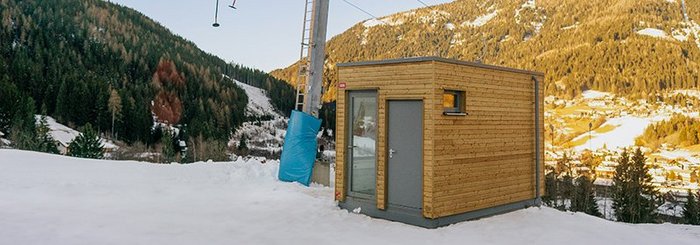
0,131,10,147
36,116,118,155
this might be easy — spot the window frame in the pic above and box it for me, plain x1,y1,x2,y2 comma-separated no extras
442,89,467,116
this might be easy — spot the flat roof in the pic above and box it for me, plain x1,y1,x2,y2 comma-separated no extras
337,56,544,76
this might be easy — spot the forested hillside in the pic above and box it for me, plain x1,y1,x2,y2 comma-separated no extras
272,0,700,102
0,0,294,145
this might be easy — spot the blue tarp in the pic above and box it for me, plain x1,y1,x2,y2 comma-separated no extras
278,110,322,186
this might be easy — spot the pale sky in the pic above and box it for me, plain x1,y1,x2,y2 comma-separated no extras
110,0,453,72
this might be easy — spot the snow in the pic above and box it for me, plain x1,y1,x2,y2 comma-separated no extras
362,18,385,28
229,77,276,117
418,10,451,24
514,0,546,40
462,11,498,27
2,149,700,244
561,23,579,30
574,116,654,151
229,117,287,155
362,15,405,28
522,0,536,9
36,115,117,150
582,90,613,100
636,28,670,39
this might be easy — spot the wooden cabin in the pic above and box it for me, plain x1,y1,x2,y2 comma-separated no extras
334,57,544,228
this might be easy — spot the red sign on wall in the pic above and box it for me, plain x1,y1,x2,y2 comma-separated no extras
338,82,347,89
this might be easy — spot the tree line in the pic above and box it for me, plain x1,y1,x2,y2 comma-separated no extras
637,114,700,150
0,0,295,155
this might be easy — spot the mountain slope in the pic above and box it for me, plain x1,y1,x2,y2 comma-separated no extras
272,0,700,102
0,0,294,144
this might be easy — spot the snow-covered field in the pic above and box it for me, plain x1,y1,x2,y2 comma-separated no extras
574,116,653,151
2,149,700,244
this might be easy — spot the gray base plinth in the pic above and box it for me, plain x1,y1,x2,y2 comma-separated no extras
339,196,539,229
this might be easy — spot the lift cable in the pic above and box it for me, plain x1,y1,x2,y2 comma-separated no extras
339,0,387,24
415,0,431,8
413,0,464,59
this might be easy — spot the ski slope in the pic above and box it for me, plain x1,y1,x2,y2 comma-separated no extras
574,116,653,151
1,149,700,244
229,77,276,117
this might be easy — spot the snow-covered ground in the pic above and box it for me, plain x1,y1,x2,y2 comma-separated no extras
574,116,653,151
2,149,700,244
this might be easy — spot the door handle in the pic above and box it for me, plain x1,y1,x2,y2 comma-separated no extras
389,149,396,158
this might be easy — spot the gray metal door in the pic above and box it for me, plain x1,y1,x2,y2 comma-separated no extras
387,100,423,210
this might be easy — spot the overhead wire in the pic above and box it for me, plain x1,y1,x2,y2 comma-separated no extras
415,0,431,8
339,0,387,24
337,0,463,59
413,0,464,59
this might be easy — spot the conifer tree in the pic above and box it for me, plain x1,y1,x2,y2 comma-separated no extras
68,123,104,159
683,190,700,225
571,175,602,217
35,116,59,154
108,89,122,139
161,129,176,163
10,96,38,150
238,135,249,152
613,149,632,221
543,170,558,207
613,148,660,223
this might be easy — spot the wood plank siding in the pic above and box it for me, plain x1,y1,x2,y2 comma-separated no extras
336,57,544,220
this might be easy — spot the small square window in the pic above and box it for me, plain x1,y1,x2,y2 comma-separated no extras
443,90,466,115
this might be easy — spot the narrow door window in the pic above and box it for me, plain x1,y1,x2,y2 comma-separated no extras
349,92,377,196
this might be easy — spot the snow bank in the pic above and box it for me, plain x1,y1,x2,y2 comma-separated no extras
2,149,700,244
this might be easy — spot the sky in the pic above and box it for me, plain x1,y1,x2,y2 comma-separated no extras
109,0,453,72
